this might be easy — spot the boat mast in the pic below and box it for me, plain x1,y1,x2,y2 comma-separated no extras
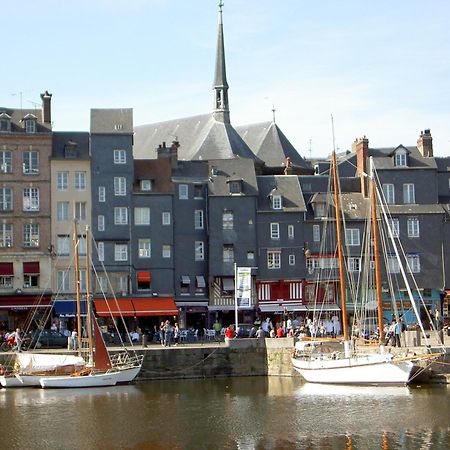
369,161,385,344
85,226,94,366
331,151,349,342
73,219,82,355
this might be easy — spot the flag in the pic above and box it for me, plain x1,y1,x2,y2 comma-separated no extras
236,267,252,308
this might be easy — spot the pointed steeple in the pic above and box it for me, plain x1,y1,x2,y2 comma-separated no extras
213,1,230,123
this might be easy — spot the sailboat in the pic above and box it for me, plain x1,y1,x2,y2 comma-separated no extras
291,152,444,385
0,223,143,388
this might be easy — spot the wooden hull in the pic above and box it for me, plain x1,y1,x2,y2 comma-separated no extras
291,353,414,385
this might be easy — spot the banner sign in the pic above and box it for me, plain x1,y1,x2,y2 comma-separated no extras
236,267,252,308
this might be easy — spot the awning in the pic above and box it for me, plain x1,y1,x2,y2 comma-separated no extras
94,298,135,317
23,262,40,275
181,275,191,285
222,278,235,291
137,271,151,282
0,263,14,276
53,300,87,316
196,276,206,288
0,295,52,309
132,298,178,316
258,302,308,313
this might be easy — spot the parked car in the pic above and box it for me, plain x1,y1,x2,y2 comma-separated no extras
27,330,68,349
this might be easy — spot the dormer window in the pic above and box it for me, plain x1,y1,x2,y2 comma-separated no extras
22,114,37,134
64,141,78,159
227,179,242,194
272,195,282,210
313,202,326,218
0,113,11,132
141,180,152,191
394,149,407,167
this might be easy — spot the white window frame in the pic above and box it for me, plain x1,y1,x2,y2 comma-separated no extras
97,242,104,262
388,218,400,238
98,215,105,232
348,257,361,272
267,250,281,269
25,119,36,133
57,235,70,256
140,180,152,191
247,251,254,261
74,171,86,191
57,270,70,292
406,254,420,273
288,225,295,239
114,244,128,261
313,224,320,242
0,151,12,173
23,151,39,174
113,149,126,164
134,207,150,225
162,245,171,259
387,256,400,274
270,223,280,239
57,201,69,222
75,202,86,221
382,184,395,204
114,207,128,225
0,188,13,211
179,184,188,200
138,239,151,258
194,210,204,230
289,254,295,266
23,223,39,247
407,217,420,238
98,186,106,202
23,187,39,211
403,183,415,204
162,212,171,225
114,177,126,196
394,151,407,167
222,211,234,230
0,223,13,248
272,195,282,210
57,171,68,191
223,245,234,263
195,241,204,261
345,228,360,246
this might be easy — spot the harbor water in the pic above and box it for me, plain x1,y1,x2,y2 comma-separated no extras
1,377,450,449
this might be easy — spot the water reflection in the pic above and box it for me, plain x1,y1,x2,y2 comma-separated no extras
0,379,449,449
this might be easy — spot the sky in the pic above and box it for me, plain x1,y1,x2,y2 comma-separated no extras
2,0,450,158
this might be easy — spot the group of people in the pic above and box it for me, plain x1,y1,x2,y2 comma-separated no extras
0,328,23,351
384,318,406,347
153,321,180,347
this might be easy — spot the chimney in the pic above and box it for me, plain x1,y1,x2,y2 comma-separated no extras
40,91,52,126
284,156,293,175
157,140,179,169
417,129,433,157
352,136,369,197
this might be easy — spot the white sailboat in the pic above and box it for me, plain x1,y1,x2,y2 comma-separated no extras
291,153,444,385
1,223,143,389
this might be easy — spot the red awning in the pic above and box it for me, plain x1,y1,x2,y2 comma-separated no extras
23,262,40,275
132,298,178,317
137,271,151,282
0,263,14,276
94,299,135,317
0,295,52,309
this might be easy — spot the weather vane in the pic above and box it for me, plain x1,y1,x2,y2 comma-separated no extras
219,1,224,13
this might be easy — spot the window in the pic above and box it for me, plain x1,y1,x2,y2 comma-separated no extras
57,271,70,292
137,272,151,291
23,223,39,247
345,229,360,246
113,149,126,164
138,239,151,258
24,274,39,288
406,254,420,273
114,207,128,225
25,119,36,133
247,251,254,260
290,282,302,300
134,207,150,225
270,223,280,239
162,212,171,225
114,177,126,196
0,117,11,133
348,257,361,272
97,275,107,292
313,224,320,242
75,202,86,221
140,180,152,191
0,275,13,288
78,270,86,292
162,245,171,258
23,151,38,174
56,201,69,222
194,210,204,229
194,184,203,198
57,235,70,256
98,215,105,232
0,188,12,211
181,275,190,294
223,244,234,263
179,184,188,199
0,151,12,173
388,218,399,238
118,276,128,293
394,152,407,167
313,202,326,218
195,276,206,293
272,195,282,210
0,224,13,248
267,251,281,269
195,241,204,261
114,244,128,261
23,188,39,211
78,235,86,255
97,242,104,262
288,225,295,239
223,211,234,229
228,181,242,194
289,254,295,266
403,183,415,204
59,170,71,192
382,184,395,204
98,186,105,202
75,172,86,191
407,217,420,238
387,255,400,274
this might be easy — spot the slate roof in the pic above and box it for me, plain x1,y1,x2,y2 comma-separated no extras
369,145,437,170
435,157,450,172
172,160,210,183
207,158,258,196
235,121,312,173
256,175,307,212
385,204,444,214
0,107,51,132
52,132,90,160
90,108,133,134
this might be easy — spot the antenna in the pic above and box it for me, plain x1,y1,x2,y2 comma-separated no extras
309,139,312,159
11,92,23,110
331,114,336,153
27,100,40,110
272,105,276,123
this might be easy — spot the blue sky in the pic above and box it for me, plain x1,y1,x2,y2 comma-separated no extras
2,0,449,157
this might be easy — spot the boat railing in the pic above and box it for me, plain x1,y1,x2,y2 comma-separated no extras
110,352,144,368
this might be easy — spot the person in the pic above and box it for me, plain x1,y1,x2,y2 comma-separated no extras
12,328,22,352
163,320,173,347
173,323,180,346
385,319,396,346
71,329,78,350
269,328,276,338
212,319,222,341
286,317,292,330
224,325,235,340
256,327,265,339
276,326,284,338
249,326,257,338
159,321,165,346
394,319,403,347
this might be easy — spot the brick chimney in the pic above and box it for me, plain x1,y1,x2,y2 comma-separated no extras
417,129,433,157
40,91,52,126
284,156,293,175
157,140,179,169
352,136,369,197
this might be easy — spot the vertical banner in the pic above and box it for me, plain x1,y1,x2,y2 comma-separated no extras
236,267,252,308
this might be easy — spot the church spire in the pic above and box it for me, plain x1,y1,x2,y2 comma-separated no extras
213,0,230,123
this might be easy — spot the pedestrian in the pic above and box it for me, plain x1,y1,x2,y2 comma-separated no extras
276,326,284,338
224,325,235,341
385,319,396,346
71,329,78,350
212,319,222,341
12,328,22,352
256,327,265,339
173,323,180,346
163,320,173,347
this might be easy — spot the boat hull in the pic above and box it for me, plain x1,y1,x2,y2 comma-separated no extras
40,372,118,388
291,354,414,385
0,375,24,388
